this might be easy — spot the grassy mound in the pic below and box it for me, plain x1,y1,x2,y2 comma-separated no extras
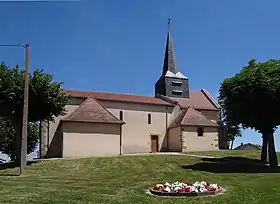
0,151,279,203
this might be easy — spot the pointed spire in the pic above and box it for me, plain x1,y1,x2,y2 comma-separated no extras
162,18,178,75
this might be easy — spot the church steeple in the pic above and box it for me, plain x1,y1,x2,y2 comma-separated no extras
155,19,190,98
162,19,178,75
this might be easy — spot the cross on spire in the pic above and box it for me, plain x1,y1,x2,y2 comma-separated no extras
162,17,177,74
168,18,171,25
168,18,171,30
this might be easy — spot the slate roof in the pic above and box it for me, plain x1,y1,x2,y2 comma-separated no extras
162,22,178,75
62,97,124,124
65,89,174,106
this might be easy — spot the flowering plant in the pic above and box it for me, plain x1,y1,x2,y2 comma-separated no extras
151,181,221,193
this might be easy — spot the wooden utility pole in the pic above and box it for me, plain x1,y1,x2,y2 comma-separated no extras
20,44,30,175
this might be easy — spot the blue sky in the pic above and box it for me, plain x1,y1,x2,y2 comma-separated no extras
0,0,280,158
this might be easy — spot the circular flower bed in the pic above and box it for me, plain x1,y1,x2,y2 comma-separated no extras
150,181,222,196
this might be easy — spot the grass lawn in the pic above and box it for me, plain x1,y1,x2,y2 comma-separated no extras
186,150,280,160
0,152,280,204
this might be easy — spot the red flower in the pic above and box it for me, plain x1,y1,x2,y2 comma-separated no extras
185,182,193,186
185,187,191,192
209,187,217,191
178,188,185,193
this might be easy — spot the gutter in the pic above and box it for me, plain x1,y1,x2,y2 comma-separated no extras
165,106,169,151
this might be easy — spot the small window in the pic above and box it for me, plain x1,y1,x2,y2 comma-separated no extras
148,113,151,124
197,127,204,136
119,111,123,121
172,90,183,96
172,81,183,86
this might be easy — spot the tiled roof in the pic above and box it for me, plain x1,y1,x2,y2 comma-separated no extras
62,97,124,124
181,107,218,127
169,107,218,128
64,89,173,106
166,89,220,110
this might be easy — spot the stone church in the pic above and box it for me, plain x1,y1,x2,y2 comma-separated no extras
40,23,226,158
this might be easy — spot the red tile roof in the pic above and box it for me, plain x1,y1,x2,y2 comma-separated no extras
181,107,218,127
166,89,220,110
169,107,218,128
64,89,174,106
62,97,124,124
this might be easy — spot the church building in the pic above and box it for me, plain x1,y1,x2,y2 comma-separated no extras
40,22,226,158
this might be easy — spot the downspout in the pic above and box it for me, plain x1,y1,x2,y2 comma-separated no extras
120,125,122,155
165,106,169,151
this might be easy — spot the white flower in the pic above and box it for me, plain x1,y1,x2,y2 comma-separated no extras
164,186,171,192
174,186,181,192
151,181,221,193
156,184,163,188
199,186,208,192
209,184,219,189
190,186,198,193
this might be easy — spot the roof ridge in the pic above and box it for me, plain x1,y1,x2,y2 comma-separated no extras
201,89,220,109
93,98,124,124
65,89,156,98
63,97,124,124
156,94,179,105
63,97,92,120
186,107,218,127
64,89,174,106
168,107,189,129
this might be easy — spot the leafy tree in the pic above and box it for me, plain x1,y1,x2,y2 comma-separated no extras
219,102,242,149
219,59,280,167
0,63,70,164
0,117,39,161
226,123,242,150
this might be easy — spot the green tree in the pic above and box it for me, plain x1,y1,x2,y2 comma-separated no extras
219,59,280,167
0,63,70,164
226,123,242,150
219,100,242,149
0,117,39,161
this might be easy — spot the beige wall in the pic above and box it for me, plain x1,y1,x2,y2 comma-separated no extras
62,122,121,157
48,98,85,147
46,123,63,158
181,126,219,152
168,126,181,152
167,105,181,126
45,97,223,157
99,100,176,153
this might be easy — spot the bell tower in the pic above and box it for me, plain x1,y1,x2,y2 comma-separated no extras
155,19,190,98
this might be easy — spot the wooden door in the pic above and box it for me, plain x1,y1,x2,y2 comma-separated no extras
151,135,159,153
